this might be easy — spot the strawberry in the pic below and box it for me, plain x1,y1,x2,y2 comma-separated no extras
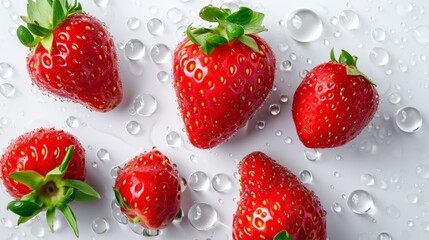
292,49,379,148
233,152,327,240
0,128,100,237
113,149,181,231
17,0,122,112
173,5,276,149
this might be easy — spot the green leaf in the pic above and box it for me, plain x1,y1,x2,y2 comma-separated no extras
226,7,253,25
248,11,264,27
175,208,183,219
59,146,74,173
330,48,337,62
243,25,266,35
27,23,51,37
203,34,228,55
113,188,131,210
63,180,100,202
8,170,44,190
17,209,42,225
339,49,355,66
238,35,259,52
7,200,43,217
274,230,293,240
62,188,75,205
52,0,66,29
46,208,56,232
59,205,79,237
27,0,53,29
20,16,32,24
67,0,82,15
193,27,212,35
226,22,244,40
199,5,229,22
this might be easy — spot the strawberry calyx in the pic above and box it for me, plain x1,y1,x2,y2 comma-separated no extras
17,0,83,53
6,146,100,237
330,48,377,87
273,230,293,240
186,5,267,55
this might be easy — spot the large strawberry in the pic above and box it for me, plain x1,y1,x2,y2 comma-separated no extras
17,0,122,112
173,5,276,149
113,149,181,231
0,128,100,237
292,49,379,148
233,152,327,240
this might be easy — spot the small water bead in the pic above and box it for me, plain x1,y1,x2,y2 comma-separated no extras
334,171,341,178
286,9,323,42
212,173,232,193
110,166,120,179
111,200,128,224
143,229,160,237
0,62,13,78
256,121,266,130
304,149,320,161
220,2,239,12
413,25,429,45
299,70,309,79
369,47,390,66
416,165,429,179
133,94,158,117
147,18,164,35
360,173,375,186
269,104,281,116
407,220,414,228
93,0,109,8
299,170,313,184
0,83,16,97
150,43,172,64
339,10,360,30
289,53,297,60
279,60,292,71
189,171,210,191
377,232,391,240
1,218,13,228
96,148,110,161
371,28,387,42
332,203,342,213
385,69,393,75
128,222,144,235
280,95,289,103
1,0,11,8
127,17,141,30
157,71,169,83
126,121,141,135
330,16,338,25
347,189,373,214
395,107,423,133
386,205,401,218
66,116,80,128
30,226,46,238
167,8,183,23
406,194,419,204
166,131,182,148
188,203,218,231
275,130,283,137
335,155,342,161
91,161,97,168
92,218,109,234
358,140,373,154
389,92,401,104
278,43,289,52
422,222,429,232
124,39,146,60
396,2,413,16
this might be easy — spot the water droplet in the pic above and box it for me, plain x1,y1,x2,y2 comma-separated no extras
389,92,401,104
395,107,423,133
286,9,323,42
335,155,342,160
369,47,390,66
278,43,289,52
127,221,144,234
358,140,373,154
180,177,187,192
256,121,266,130
386,205,400,218
377,232,391,240
167,8,183,23
385,68,393,75
176,26,187,40
407,193,419,204
0,83,15,97
157,71,169,83
127,17,141,30
93,0,109,8
269,104,281,116
188,203,218,231
111,200,128,224
110,166,120,179
407,220,414,227
0,62,13,78
304,149,320,161
330,16,338,25
30,226,46,238
334,31,341,38
371,28,387,42
360,173,375,186
189,171,210,191
150,43,171,64
92,218,109,234
299,170,313,184
126,121,141,135
1,218,13,228
347,189,373,214
413,25,429,45
147,18,164,35
190,154,198,164
91,161,97,168
399,63,408,72
166,131,182,148
96,148,110,161
339,10,360,30
133,94,158,117
423,222,429,232
284,137,293,144
290,53,297,60
334,171,341,178
416,164,429,179
279,60,292,71
280,95,289,103
275,130,283,137
66,116,80,128
332,203,342,213
220,2,239,12
212,174,231,193
124,39,146,60
396,2,413,16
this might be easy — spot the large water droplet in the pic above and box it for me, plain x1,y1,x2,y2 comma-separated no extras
189,171,210,191
111,200,128,224
360,173,375,186
126,121,141,135
0,62,13,78
413,25,429,45
369,47,390,66
133,94,158,117
110,166,120,179
66,116,81,128
371,28,387,42
299,170,313,184
124,39,146,60
167,8,183,23
347,189,373,214
166,131,182,148
377,232,392,240
96,148,110,161
269,104,281,116
416,164,429,179
395,107,423,133
339,10,360,30
212,173,231,193
150,44,171,64
279,60,293,71
187,203,218,231
0,83,15,97
304,149,320,161
286,9,323,42
92,218,109,234
147,18,164,35
127,17,141,30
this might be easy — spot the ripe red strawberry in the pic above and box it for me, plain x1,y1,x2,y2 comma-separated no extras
173,5,276,149
292,49,379,148
233,152,327,240
0,128,100,237
113,149,181,231
17,0,122,112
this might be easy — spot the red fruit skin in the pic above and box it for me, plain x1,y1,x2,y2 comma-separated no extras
173,35,276,149
292,62,379,148
0,128,85,199
114,150,181,230
27,13,123,112
233,152,327,240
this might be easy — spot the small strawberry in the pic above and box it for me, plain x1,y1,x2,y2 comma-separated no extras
233,152,327,240
292,49,379,148
173,5,276,149
17,0,122,112
113,149,181,231
0,128,100,237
